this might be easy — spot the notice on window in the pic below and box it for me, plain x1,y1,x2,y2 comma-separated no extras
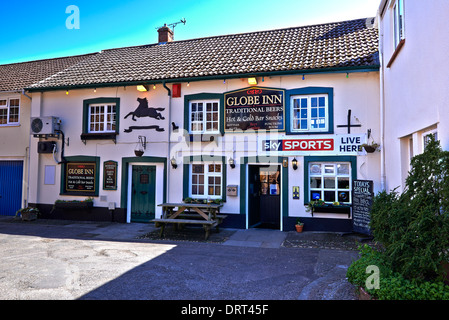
352,180,374,235
65,162,96,194
224,87,285,132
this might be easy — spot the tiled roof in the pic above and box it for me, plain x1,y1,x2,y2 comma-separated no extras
28,17,379,90
0,54,96,92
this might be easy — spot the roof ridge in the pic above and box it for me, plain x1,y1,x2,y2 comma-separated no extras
100,16,375,53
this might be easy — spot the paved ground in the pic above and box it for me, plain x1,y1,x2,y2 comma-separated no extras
0,216,365,301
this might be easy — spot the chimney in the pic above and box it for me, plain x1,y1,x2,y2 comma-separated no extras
158,24,174,43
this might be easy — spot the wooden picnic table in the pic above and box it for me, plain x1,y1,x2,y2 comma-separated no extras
151,202,226,240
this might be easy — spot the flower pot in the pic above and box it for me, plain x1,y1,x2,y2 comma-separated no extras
134,150,144,157
363,145,377,153
21,211,37,221
295,224,303,233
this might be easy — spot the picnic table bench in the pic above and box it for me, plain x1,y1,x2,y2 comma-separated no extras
151,202,226,240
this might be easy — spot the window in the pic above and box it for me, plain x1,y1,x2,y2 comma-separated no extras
190,163,222,198
190,100,219,134
0,98,20,125
291,94,328,132
393,0,405,48
82,98,120,141
423,129,438,151
88,103,116,133
309,162,352,204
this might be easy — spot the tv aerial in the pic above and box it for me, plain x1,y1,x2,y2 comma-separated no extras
156,18,186,39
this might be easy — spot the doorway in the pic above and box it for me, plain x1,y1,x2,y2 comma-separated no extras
248,165,281,229
130,165,156,222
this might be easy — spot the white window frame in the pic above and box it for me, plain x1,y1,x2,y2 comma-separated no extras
88,103,116,133
309,162,352,204
0,97,20,126
189,99,220,134
392,0,405,48
291,94,328,133
422,128,438,151
189,162,222,199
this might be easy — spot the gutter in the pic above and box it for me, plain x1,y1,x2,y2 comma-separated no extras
378,13,387,191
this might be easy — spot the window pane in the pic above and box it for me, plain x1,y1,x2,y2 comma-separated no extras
310,177,321,188
337,164,349,175
337,177,350,189
310,164,321,174
324,178,335,189
311,191,321,200
324,191,335,202
324,165,334,174
338,191,350,202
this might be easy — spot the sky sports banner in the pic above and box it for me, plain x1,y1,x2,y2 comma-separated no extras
261,134,367,155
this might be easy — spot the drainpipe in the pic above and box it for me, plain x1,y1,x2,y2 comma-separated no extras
163,81,171,202
379,16,387,191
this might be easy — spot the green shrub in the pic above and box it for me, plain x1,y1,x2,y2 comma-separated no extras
347,245,449,300
369,136,449,282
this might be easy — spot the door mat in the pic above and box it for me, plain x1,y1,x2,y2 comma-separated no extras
137,226,236,244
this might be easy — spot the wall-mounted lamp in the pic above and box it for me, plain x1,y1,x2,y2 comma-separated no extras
137,85,149,92
248,77,258,85
229,157,235,169
292,158,298,170
171,156,178,169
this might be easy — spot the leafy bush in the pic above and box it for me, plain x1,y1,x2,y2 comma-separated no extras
370,136,449,282
347,245,449,300
348,136,449,299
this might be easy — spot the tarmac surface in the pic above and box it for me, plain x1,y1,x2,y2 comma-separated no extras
0,216,368,301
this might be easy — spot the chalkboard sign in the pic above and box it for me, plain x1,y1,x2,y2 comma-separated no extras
65,162,96,194
103,160,117,190
352,180,374,235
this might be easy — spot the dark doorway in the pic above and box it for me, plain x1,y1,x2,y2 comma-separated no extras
248,165,281,229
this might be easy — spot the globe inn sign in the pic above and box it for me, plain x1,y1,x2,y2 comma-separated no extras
224,87,285,132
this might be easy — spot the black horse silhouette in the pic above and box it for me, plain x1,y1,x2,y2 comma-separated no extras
124,97,165,121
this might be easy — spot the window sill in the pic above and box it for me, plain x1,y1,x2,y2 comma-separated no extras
309,204,351,218
81,132,117,144
188,133,221,142
0,124,20,128
387,39,405,68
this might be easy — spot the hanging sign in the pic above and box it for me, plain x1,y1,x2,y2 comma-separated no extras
65,162,96,194
103,160,118,190
224,87,285,132
261,134,366,155
352,180,374,235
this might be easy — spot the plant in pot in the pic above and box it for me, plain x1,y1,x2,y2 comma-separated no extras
295,218,304,233
16,207,40,221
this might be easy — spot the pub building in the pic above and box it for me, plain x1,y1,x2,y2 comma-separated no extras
23,17,381,232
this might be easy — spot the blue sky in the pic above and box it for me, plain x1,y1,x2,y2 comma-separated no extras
0,0,380,65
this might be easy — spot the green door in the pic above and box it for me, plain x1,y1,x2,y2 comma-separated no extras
131,165,156,222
